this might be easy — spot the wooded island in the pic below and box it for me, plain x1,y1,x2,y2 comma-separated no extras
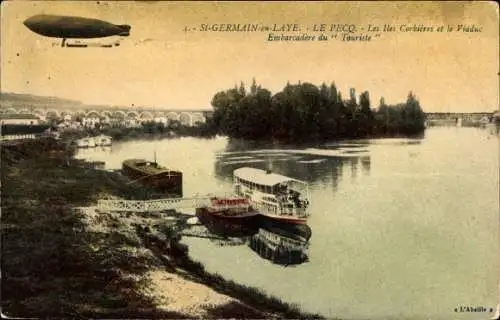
209,80,426,142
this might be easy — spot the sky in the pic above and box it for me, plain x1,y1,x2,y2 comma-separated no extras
1,1,498,112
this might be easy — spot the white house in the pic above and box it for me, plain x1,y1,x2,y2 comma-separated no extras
154,117,168,125
82,116,100,128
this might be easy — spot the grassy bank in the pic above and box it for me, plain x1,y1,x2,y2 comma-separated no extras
135,226,325,319
1,138,188,318
1,138,325,319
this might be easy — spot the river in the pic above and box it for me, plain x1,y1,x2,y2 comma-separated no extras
76,126,500,320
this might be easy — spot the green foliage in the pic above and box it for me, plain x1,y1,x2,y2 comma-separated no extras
85,120,217,142
211,80,426,142
374,92,426,135
0,141,187,318
59,118,219,144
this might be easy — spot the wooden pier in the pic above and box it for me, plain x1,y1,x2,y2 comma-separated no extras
97,196,212,212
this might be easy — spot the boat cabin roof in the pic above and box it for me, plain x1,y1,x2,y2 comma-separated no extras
124,159,158,166
233,167,305,187
123,158,175,174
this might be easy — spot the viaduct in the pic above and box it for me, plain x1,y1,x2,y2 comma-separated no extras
0,105,214,127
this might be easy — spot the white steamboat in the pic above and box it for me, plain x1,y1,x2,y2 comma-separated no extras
233,167,310,224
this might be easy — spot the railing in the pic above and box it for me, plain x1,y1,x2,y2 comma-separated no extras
97,196,212,212
0,134,36,141
257,229,308,250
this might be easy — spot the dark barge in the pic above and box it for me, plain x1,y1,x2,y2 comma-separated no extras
121,159,182,197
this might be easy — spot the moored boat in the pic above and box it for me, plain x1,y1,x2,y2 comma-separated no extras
233,167,310,225
196,197,259,237
75,137,90,148
87,138,96,148
122,158,183,197
94,135,112,146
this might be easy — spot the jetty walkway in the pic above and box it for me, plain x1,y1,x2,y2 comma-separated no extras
97,196,213,212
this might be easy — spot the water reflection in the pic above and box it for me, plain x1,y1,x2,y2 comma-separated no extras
214,139,372,189
249,228,309,265
74,146,112,159
249,218,312,265
361,156,371,175
207,139,373,265
195,207,259,238
193,193,314,266
191,220,312,266
485,123,500,136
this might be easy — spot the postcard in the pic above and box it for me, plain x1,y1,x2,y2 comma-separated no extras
1,1,499,319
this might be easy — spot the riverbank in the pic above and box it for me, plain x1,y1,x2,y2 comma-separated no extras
59,121,216,143
1,138,324,319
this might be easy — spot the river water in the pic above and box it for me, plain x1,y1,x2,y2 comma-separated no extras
76,126,499,320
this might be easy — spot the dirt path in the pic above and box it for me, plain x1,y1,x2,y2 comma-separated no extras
79,206,262,319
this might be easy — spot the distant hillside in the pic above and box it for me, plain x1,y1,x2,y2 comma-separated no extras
0,92,210,111
0,92,84,109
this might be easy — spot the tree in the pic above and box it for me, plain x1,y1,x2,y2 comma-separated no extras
329,82,338,104
238,81,246,97
403,91,425,133
379,97,386,109
210,81,425,141
250,78,258,95
359,91,372,116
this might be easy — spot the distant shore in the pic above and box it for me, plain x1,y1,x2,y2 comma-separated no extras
58,121,216,143
1,137,324,319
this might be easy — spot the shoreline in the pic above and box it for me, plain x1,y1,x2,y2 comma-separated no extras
1,137,325,319
61,123,426,145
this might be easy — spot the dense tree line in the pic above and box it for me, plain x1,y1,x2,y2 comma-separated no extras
209,80,425,142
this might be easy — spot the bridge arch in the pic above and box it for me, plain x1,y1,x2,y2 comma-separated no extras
2,108,17,114
166,112,180,123
191,112,206,125
100,110,112,118
112,110,127,119
179,112,193,126
19,108,32,114
127,111,139,118
139,111,154,120
86,110,101,118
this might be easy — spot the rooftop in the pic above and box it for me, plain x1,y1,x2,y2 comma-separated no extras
233,167,304,187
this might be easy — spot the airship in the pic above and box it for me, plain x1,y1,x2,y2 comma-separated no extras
23,14,131,47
